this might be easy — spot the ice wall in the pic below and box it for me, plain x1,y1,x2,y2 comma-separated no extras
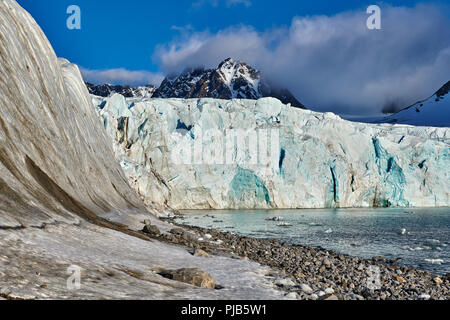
95,94,450,209
0,0,146,228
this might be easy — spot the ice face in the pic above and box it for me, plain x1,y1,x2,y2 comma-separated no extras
0,0,145,228
94,96,450,210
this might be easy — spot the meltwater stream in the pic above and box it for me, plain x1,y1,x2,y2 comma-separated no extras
177,208,450,275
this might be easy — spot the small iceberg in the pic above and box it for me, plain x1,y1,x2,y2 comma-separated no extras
324,228,333,234
277,222,293,227
400,228,407,235
425,259,444,265
422,239,442,251
266,216,284,222
424,239,440,246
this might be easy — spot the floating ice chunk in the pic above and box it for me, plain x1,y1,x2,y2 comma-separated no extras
424,239,441,247
266,216,284,222
400,228,407,235
424,259,444,265
324,228,333,234
309,223,322,227
277,222,293,227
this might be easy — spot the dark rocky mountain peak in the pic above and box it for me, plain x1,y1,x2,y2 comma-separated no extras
86,82,156,99
152,58,305,109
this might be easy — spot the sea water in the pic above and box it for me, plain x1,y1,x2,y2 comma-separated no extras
177,208,450,275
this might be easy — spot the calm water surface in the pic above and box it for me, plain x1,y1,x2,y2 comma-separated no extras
177,208,450,275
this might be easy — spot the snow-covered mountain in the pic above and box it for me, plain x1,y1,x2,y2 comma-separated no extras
382,81,450,127
86,82,156,99
153,58,306,109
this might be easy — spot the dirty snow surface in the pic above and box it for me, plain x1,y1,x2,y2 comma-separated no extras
0,222,284,300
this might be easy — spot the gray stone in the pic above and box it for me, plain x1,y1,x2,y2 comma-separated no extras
324,288,335,295
158,268,216,289
418,293,431,300
170,228,185,235
274,279,296,287
193,248,211,258
284,292,300,300
142,225,161,236
299,283,313,294
321,294,339,301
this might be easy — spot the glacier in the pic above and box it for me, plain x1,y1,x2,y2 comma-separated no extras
93,94,450,210
3,0,448,301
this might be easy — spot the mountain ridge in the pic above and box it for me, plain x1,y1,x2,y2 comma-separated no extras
382,80,450,127
86,58,305,109
86,82,156,99
154,58,305,109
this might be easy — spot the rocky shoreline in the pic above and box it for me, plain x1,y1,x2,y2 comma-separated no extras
142,217,449,300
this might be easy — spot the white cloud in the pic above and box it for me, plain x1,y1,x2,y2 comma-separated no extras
154,4,450,115
80,67,164,86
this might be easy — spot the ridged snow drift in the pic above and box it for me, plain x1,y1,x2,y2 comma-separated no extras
94,94,450,209
0,0,145,228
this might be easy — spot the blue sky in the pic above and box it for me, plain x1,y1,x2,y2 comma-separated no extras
18,0,450,115
17,0,447,73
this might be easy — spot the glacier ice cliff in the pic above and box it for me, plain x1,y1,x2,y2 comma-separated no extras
93,94,450,209
0,0,286,299
0,0,148,229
